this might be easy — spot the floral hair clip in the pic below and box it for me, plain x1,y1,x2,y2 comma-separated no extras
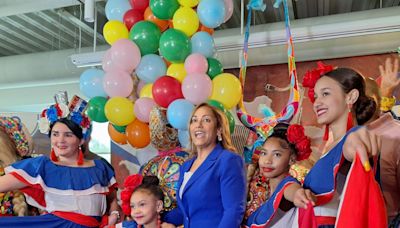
286,124,312,161
120,174,144,216
38,92,91,139
302,61,334,103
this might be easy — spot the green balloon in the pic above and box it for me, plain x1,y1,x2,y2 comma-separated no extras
207,99,225,111
207,57,224,79
87,96,108,123
159,29,191,63
224,109,235,134
112,124,127,133
150,0,179,20
129,21,161,55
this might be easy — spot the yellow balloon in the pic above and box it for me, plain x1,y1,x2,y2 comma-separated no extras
178,0,199,7
172,7,199,37
167,63,187,82
103,20,129,45
105,97,135,126
210,73,243,109
140,83,153,98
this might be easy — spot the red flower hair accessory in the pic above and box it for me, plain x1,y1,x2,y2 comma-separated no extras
287,124,312,161
121,174,143,216
302,61,334,102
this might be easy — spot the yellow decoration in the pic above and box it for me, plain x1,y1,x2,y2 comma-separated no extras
167,63,187,82
380,96,396,112
172,7,199,37
105,97,135,126
103,20,129,45
140,83,154,98
210,73,242,109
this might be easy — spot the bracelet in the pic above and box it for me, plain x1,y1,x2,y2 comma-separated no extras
380,96,396,112
110,210,120,220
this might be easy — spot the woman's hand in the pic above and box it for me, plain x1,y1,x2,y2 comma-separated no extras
379,57,400,97
293,188,316,209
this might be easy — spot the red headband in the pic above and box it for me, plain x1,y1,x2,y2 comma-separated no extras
120,174,143,216
302,61,334,103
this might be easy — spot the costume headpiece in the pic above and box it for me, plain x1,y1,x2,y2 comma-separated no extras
38,92,91,139
286,124,312,161
120,174,143,216
0,116,32,157
302,61,334,103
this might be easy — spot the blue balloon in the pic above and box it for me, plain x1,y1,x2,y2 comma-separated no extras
136,54,167,83
105,0,131,22
191,32,216,58
197,0,225,29
79,68,107,98
167,99,194,130
178,129,190,148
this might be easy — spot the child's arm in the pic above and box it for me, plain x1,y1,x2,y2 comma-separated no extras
283,183,316,209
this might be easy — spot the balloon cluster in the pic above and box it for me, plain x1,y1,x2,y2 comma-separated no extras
80,0,241,149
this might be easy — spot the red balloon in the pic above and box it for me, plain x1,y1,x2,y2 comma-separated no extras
152,76,183,108
123,9,144,30
130,0,149,12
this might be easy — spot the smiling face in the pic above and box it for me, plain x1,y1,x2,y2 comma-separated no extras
313,76,348,126
50,122,82,159
258,137,294,180
130,190,163,226
189,106,220,151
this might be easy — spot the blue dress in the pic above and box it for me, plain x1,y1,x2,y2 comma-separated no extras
1,156,117,228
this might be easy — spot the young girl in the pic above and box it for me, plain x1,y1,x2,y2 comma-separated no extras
120,174,164,228
244,123,313,226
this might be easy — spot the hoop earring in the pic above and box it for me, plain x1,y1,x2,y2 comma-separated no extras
50,148,58,162
346,104,354,131
77,146,84,166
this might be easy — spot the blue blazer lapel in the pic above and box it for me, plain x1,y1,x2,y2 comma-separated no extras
181,144,223,195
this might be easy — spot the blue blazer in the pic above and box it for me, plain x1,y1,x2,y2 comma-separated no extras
173,143,246,228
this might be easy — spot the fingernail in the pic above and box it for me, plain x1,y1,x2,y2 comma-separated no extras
364,161,371,172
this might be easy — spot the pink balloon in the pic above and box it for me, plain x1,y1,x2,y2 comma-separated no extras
182,73,212,105
102,49,113,72
223,0,234,23
103,70,134,97
134,97,156,122
107,38,142,73
184,53,208,74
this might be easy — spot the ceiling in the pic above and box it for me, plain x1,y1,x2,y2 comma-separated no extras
0,0,399,112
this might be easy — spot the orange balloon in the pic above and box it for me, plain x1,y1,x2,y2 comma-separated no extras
125,119,150,148
198,24,214,35
108,123,127,145
168,20,174,29
163,58,172,67
144,7,169,32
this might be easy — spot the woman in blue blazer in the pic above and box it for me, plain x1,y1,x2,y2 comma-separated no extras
163,103,246,228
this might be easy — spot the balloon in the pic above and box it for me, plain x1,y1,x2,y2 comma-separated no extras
152,76,183,108
207,57,223,79
184,53,208,74
191,31,216,58
139,83,153,98
197,0,225,28
224,109,235,134
134,97,156,122
123,9,144,30
210,73,242,109
198,24,214,35
108,123,128,144
167,99,194,130
144,7,169,31
136,54,167,83
126,119,151,148
105,97,135,126
182,72,212,105
178,129,190,148
172,7,199,37
87,96,108,123
80,68,107,98
113,124,127,133
137,80,146,96
108,38,141,73
103,20,129,45
177,0,198,7
130,0,149,12
166,63,186,82
159,29,191,63
149,0,179,20
105,0,132,21
129,21,161,55
223,0,234,23
103,70,134,97
207,99,226,111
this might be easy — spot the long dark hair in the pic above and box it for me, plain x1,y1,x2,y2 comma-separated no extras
323,68,376,125
265,123,297,156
